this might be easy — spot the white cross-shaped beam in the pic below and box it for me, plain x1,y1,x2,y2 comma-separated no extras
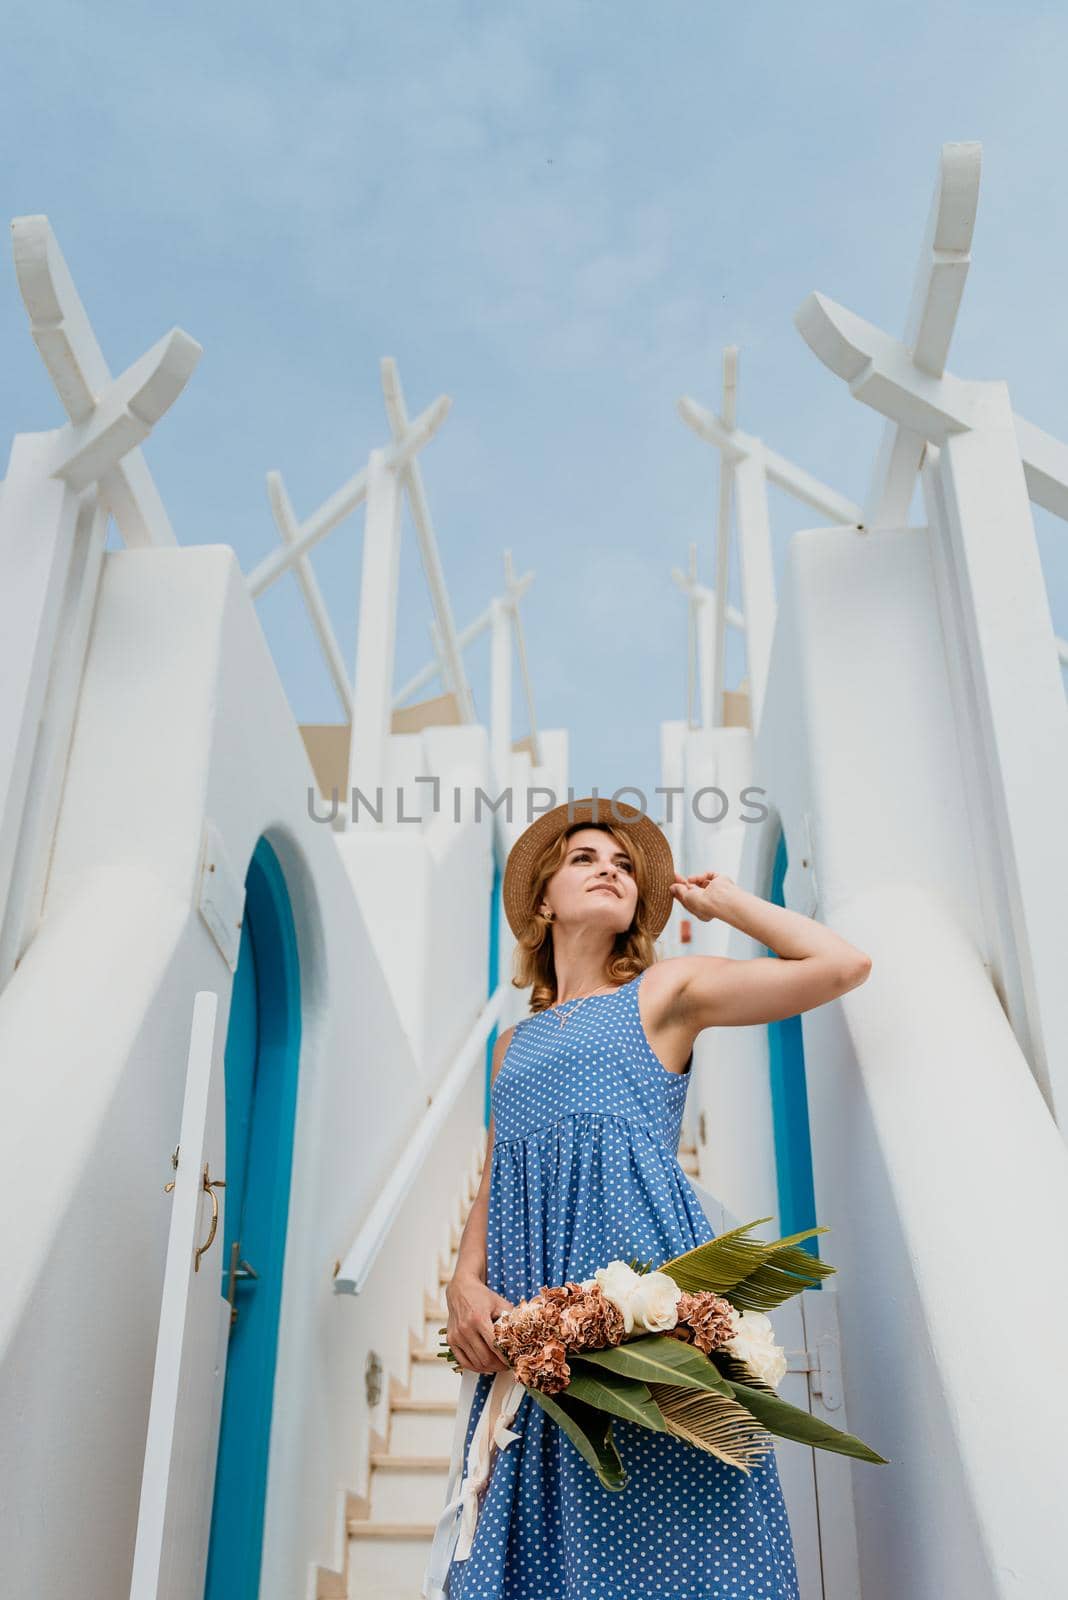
794,145,1068,523
247,384,450,720
12,215,201,545
861,142,982,527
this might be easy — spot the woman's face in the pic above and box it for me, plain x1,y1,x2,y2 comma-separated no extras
540,827,639,932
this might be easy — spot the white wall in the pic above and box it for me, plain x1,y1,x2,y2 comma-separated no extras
749,520,1068,1597
0,543,499,1599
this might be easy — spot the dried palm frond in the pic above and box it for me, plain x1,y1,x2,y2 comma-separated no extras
713,1351,779,1392
648,1381,777,1475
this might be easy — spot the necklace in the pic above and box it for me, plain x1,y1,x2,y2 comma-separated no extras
547,982,617,1027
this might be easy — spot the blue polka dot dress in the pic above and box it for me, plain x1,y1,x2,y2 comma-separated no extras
444,967,801,1599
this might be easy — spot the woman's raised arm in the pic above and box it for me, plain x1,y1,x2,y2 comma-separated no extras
664,871,872,1029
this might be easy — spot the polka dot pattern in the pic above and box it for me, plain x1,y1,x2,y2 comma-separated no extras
445,969,801,1598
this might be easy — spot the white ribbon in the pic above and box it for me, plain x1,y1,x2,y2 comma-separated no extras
421,1366,526,1599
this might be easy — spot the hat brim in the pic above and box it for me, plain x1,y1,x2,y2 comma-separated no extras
502,797,675,941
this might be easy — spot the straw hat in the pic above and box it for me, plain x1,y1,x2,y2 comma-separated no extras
502,796,676,940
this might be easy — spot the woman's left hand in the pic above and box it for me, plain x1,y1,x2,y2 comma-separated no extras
668,871,736,922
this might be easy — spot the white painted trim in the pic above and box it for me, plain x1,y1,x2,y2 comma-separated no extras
334,982,507,1294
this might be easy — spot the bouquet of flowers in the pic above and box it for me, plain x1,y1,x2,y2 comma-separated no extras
439,1217,887,1489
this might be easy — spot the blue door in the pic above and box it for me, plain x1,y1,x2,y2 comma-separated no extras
484,853,502,1126
204,836,302,1599
766,831,820,1266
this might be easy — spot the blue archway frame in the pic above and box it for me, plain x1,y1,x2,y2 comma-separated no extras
204,835,303,1599
484,853,502,1125
766,831,820,1267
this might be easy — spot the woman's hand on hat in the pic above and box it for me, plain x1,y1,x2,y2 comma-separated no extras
669,870,735,922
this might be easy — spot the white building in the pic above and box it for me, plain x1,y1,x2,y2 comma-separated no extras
1,141,1066,1599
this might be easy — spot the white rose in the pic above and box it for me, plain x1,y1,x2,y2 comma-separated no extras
593,1260,644,1333
628,1270,683,1333
724,1309,788,1389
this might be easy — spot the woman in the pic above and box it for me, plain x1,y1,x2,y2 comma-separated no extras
439,796,871,1599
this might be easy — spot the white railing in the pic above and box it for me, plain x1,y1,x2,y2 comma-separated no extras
333,980,508,1294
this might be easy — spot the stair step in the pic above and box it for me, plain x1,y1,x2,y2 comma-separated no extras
349,1519,438,1538
346,1531,439,1595
423,1318,448,1348
370,1452,451,1470
391,1396,456,1412
367,1451,454,1520
390,1401,459,1454
409,1363,460,1401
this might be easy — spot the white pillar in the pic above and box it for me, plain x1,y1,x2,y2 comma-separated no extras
489,596,512,794
930,381,1068,1119
348,449,403,821
733,448,777,732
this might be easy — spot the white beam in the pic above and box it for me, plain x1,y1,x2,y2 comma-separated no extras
504,548,541,768
798,290,1068,526
348,450,403,812
1013,415,1068,523
669,570,746,631
266,471,354,720
247,395,450,597
393,572,534,706
490,596,512,791
51,330,201,494
380,358,476,724
795,292,979,438
711,346,738,727
733,449,777,731
684,543,698,727
865,143,982,527
678,395,863,526
12,215,200,548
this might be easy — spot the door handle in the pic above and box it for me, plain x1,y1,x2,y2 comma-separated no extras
194,1164,226,1272
163,1151,225,1273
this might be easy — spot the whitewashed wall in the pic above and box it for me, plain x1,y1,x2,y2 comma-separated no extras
0,543,500,1599
753,521,1068,1598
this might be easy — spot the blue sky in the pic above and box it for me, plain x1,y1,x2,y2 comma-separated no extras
2,1,1066,807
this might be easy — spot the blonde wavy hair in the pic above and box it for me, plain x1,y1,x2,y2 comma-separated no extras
511,820,660,1012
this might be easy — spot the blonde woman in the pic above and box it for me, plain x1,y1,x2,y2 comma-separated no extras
439,797,871,1599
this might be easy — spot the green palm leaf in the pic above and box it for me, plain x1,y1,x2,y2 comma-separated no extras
658,1217,835,1308
524,1385,628,1490
647,1381,778,1474
574,1333,734,1396
562,1369,668,1432
727,1378,889,1464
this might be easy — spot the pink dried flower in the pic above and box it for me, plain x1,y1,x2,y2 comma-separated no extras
558,1284,626,1352
676,1290,737,1355
492,1292,563,1363
514,1338,571,1395
539,1280,587,1309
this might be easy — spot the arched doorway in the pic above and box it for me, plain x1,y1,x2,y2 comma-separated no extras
766,831,819,1264
204,836,302,1600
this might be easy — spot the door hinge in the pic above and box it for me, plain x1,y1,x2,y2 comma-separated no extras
786,1333,843,1411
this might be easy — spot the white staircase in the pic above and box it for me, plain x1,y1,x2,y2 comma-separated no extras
342,1132,703,1598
